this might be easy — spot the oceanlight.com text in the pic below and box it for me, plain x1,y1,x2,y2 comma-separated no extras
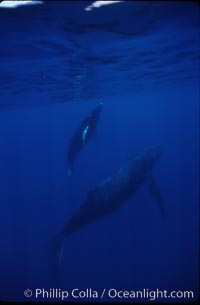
24,288,194,301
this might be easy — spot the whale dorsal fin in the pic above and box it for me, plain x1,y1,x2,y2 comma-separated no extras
147,175,165,217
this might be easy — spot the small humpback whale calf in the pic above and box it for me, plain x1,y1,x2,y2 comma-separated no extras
54,146,164,266
67,103,103,176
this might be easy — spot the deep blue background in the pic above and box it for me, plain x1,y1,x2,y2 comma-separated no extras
0,1,199,302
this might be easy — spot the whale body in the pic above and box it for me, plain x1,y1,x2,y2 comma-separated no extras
54,146,164,266
67,103,103,176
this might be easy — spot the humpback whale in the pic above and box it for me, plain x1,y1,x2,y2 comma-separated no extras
67,103,103,176
54,146,164,266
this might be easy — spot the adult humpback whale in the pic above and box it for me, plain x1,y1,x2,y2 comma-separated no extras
67,103,103,176
54,146,164,266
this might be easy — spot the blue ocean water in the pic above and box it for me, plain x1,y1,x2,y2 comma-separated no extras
0,1,199,302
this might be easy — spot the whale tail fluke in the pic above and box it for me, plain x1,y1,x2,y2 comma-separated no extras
68,167,72,176
52,234,66,277
67,160,75,176
67,161,74,176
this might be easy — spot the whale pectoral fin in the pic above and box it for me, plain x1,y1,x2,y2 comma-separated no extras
147,175,165,217
82,125,89,146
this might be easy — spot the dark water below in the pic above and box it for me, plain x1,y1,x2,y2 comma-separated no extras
0,1,199,302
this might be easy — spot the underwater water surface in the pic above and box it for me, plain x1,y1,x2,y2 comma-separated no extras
0,1,199,302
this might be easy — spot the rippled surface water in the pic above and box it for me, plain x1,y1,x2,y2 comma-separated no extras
0,1,199,108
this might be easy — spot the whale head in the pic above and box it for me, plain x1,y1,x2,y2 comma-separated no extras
91,102,103,121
